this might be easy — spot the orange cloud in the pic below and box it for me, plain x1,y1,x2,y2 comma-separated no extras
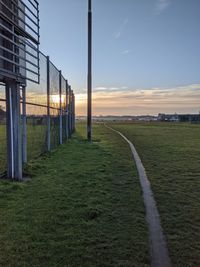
75,84,200,116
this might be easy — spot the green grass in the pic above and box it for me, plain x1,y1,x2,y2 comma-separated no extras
0,124,48,173
0,123,149,267
0,122,60,172
109,122,200,266
26,123,48,161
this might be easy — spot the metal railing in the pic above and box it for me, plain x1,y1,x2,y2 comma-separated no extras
0,0,40,83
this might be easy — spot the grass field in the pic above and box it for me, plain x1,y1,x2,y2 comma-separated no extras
0,123,149,266
1,121,200,266
0,124,48,173
109,122,200,266
26,124,47,160
0,122,60,174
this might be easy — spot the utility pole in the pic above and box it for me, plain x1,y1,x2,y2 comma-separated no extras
87,0,92,141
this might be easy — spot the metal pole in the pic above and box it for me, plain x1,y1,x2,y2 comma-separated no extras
68,85,72,138
6,81,22,180
6,83,14,179
72,92,74,132
59,70,62,145
47,56,51,151
73,92,75,132
71,90,74,133
66,80,69,140
22,85,27,164
87,0,92,141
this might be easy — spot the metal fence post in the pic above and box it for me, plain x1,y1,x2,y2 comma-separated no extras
68,85,72,138
6,81,22,180
22,85,27,164
73,92,75,132
71,90,73,133
87,0,92,141
66,80,69,140
70,88,73,135
71,90,74,133
47,56,51,151
59,70,62,144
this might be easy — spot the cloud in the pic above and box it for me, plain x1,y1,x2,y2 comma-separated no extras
94,86,122,92
94,87,107,91
113,18,128,39
75,84,200,116
155,0,170,14
121,49,131,55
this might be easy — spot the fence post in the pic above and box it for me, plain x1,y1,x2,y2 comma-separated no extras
59,70,62,144
66,80,69,140
71,90,73,133
68,85,72,138
73,92,75,132
22,85,27,164
6,81,22,180
47,56,51,151
72,90,74,133
70,88,73,135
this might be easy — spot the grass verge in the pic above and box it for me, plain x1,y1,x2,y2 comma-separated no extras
110,122,200,266
0,123,149,267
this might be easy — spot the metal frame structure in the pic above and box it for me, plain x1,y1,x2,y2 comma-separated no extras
0,0,40,83
0,0,40,180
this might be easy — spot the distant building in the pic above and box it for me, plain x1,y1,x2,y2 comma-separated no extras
158,113,200,123
76,115,158,122
92,116,137,122
137,115,158,122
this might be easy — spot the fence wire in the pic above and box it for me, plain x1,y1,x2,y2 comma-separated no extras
0,85,6,176
26,103,48,160
0,51,75,176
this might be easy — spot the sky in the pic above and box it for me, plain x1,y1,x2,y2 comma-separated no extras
38,0,200,116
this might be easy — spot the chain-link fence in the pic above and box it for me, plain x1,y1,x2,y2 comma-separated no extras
0,51,75,178
0,84,6,176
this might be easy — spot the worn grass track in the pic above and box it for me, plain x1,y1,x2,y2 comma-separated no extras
0,123,149,267
110,122,200,267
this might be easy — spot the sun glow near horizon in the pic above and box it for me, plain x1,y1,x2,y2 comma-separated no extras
75,84,200,116
51,94,66,105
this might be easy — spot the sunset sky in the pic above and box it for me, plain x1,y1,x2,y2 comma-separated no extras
38,0,200,115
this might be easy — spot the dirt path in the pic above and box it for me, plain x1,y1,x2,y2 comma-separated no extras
106,125,171,267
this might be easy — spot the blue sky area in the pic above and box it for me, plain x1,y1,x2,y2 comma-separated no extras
38,0,200,115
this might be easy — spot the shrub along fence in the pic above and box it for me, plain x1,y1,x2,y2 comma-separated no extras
0,52,75,180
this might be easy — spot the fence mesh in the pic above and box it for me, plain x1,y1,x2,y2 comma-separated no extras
0,51,75,177
26,53,47,106
26,104,48,161
49,62,60,109
50,108,60,149
61,75,67,141
0,85,6,175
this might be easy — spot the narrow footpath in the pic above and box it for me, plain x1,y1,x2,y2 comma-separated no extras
105,124,171,267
